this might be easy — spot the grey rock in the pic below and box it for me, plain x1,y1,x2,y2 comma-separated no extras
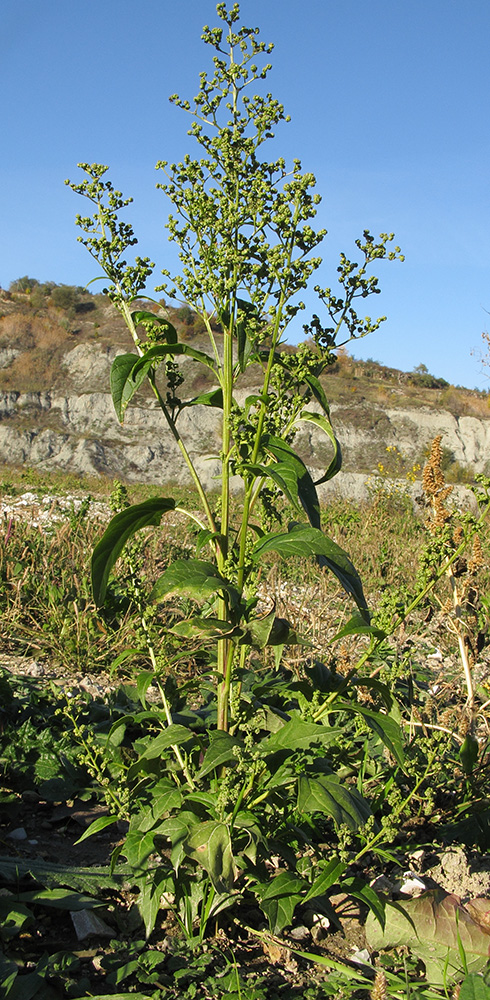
70,909,114,941
7,827,27,841
0,355,488,497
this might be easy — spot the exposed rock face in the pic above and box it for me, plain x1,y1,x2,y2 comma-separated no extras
0,343,488,496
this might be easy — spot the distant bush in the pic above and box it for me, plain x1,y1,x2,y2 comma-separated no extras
50,285,80,310
9,276,40,294
409,362,449,390
176,304,194,325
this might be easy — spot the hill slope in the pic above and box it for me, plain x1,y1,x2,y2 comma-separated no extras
0,282,488,492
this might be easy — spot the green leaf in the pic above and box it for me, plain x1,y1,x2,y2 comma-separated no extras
132,342,218,374
150,559,240,607
460,735,480,775
135,870,173,939
197,731,242,779
342,876,386,929
181,387,223,409
131,310,178,343
136,670,155,707
133,724,196,760
331,701,405,767
298,410,342,485
252,522,368,620
122,828,159,869
459,973,490,999
333,612,386,641
15,888,101,911
92,498,176,606
0,898,33,941
82,994,153,1000
1,968,45,1000
74,814,119,845
196,527,223,555
241,462,304,517
0,856,129,892
0,956,18,994
235,298,260,372
260,714,342,754
134,779,183,830
168,615,233,639
184,821,234,892
255,872,306,934
238,609,304,650
297,775,371,830
262,434,321,528
303,372,333,416
304,856,347,903
110,352,152,423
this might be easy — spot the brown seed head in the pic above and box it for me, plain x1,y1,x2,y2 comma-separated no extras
371,969,388,1000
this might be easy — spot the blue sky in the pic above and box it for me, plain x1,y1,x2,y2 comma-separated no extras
2,0,490,389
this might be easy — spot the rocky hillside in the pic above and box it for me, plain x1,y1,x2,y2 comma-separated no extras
0,280,489,497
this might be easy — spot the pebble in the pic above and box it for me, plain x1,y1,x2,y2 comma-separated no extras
26,661,45,678
289,925,310,941
70,909,114,942
7,827,27,841
22,790,40,804
352,948,372,967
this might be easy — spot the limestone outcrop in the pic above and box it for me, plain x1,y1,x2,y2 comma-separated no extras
0,343,488,497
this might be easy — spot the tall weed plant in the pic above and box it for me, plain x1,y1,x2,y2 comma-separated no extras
65,2,411,940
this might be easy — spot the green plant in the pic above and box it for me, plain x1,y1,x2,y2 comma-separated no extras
65,1,408,943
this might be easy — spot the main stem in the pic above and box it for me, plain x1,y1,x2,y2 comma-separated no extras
216,37,240,731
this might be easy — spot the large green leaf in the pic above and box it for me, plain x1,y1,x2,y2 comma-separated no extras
238,609,307,650
184,821,234,892
181,387,223,409
261,435,321,528
110,352,152,423
297,775,371,830
135,779,183,829
298,410,342,484
169,615,234,639
252,522,368,620
15,888,102,911
197,731,242,779
304,856,347,903
459,974,490,999
0,856,129,893
366,890,490,985
260,714,342,754
255,872,306,934
331,701,405,767
92,498,176,606
135,869,173,939
241,461,304,517
132,342,218,374
159,811,200,870
150,559,240,608
130,724,196,762
235,298,261,372
333,612,386,641
131,310,178,344
121,829,159,869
